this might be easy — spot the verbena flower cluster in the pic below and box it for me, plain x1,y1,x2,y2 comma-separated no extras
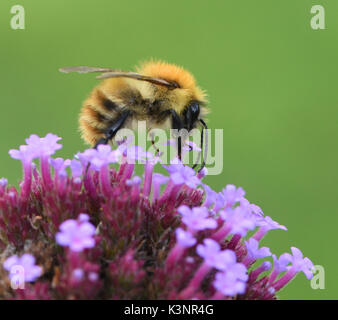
0,133,314,299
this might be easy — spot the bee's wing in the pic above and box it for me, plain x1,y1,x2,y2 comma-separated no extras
59,66,179,89
97,72,178,89
59,66,119,74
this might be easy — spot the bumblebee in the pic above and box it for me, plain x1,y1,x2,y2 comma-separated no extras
60,61,208,170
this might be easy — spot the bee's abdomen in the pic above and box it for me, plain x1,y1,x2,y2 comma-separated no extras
79,88,121,146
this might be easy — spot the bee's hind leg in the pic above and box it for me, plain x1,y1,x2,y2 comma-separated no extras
94,110,131,149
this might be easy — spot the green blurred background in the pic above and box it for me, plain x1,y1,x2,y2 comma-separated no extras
0,0,336,299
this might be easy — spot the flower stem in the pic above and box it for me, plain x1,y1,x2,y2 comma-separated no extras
143,162,154,198
273,268,297,291
179,262,211,299
211,223,231,242
100,165,111,196
21,161,32,198
41,156,52,189
165,244,184,271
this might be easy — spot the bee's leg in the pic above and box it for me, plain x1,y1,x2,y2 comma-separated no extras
168,109,184,161
197,119,208,173
94,110,131,149
94,137,109,148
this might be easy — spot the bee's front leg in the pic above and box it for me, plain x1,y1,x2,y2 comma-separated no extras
94,110,131,149
167,109,184,161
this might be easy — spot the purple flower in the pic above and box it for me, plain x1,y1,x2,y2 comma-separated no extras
213,249,238,271
284,247,314,280
88,272,98,282
244,238,271,260
272,248,314,291
119,145,152,164
152,173,169,201
213,270,247,297
70,159,83,178
72,268,84,282
178,206,217,231
9,133,62,167
56,214,96,252
3,254,42,282
0,132,316,300
78,213,90,222
126,176,142,186
176,228,196,248
164,161,200,188
220,206,256,236
203,184,218,208
272,253,292,274
212,252,248,296
26,134,62,157
152,173,169,185
221,184,246,208
9,145,36,163
0,178,8,187
78,145,120,171
253,216,287,241
196,239,221,266
50,158,71,177
260,216,287,231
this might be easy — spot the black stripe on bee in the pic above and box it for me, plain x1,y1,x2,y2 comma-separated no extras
96,112,110,123
102,99,119,112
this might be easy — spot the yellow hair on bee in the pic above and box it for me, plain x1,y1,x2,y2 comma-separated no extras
138,60,207,103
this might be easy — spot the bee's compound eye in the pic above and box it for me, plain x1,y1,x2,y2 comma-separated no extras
189,101,200,118
184,101,200,131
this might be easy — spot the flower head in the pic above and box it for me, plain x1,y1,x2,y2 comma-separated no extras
284,247,314,280
245,238,271,260
26,134,62,157
196,239,221,266
77,145,120,171
220,184,246,208
178,206,217,231
220,206,256,236
3,254,42,282
175,228,196,248
50,158,71,177
164,161,200,188
0,133,315,300
213,270,247,297
272,253,292,273
70,159,83,178
0,178,8,187
9,134,62,164
56,214,96,252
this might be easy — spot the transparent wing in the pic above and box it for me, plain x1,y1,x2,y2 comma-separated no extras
59,66,179,89
59,66,119,74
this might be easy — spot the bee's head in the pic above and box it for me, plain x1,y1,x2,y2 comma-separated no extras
138,60,208,130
